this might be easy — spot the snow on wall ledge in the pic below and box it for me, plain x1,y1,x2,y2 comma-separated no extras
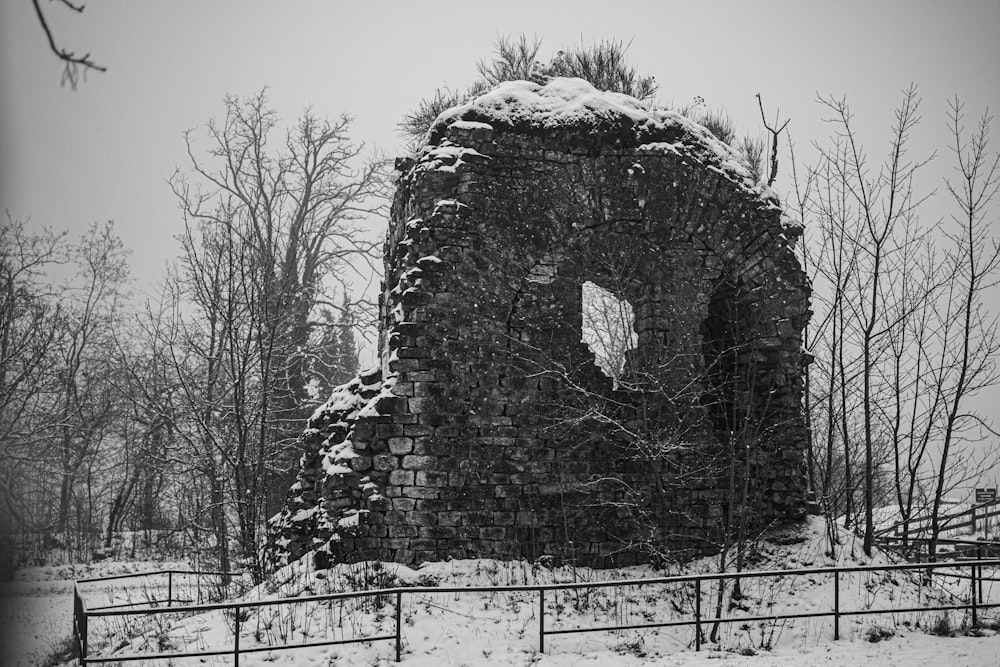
266,78,811,571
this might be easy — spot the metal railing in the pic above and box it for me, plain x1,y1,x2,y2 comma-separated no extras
73,569,241,664
74,559,1000,665
76,568,240,611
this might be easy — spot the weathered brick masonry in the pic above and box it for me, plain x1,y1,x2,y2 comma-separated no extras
267,79,811,569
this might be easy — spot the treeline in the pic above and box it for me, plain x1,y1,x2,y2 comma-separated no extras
794,91,1000,559
0,91,386,580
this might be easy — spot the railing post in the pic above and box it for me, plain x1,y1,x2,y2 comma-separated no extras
395,590,402,662
74,585,88,667
978,546,984,603
694,579,702,651
234,603,241,667
971,561,979,628
539,588,545,654
167,571,173,608
81,603,88,667
72,585,79,651
833,570,840,641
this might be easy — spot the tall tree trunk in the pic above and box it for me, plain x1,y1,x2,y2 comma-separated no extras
838,320,853,530
208,459,229,577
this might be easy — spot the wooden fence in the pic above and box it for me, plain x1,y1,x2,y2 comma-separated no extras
881,498,1000,539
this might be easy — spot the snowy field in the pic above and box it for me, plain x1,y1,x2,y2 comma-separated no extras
1,576,72,666
3,518,1000,666
0,559,193,666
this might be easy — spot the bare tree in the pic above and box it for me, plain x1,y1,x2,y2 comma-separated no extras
798,90,1000,562
149,275,234,574
50,222,130,543
166,91,384,579
0,218,62,458
505,244,795,641
813,85,934,554
307,299,361,403
755,94,790,188
103,309,180,550
928,100,1000,559
882,240,941,550
0,220,131,561
794,136,858,550
0,218,63,567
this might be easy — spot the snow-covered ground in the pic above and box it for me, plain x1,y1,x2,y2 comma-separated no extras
1,578,70,666
0,559,194,666
4,517,1000,666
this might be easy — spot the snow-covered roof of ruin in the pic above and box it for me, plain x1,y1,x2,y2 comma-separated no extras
430,78,778,203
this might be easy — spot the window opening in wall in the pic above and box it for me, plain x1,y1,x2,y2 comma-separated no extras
581,280,638,384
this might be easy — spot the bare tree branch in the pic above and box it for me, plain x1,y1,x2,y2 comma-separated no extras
31,0,106,89
756,93,790,187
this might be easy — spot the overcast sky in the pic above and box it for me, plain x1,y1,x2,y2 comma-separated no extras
2,0,998,289
2,1,999,489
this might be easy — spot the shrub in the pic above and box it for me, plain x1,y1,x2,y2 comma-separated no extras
399,35,659,142
927,612,953,637
865,625,895,643
39,635,77,667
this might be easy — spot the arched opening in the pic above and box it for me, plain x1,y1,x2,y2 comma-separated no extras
701,279,742,434
581,280,638,383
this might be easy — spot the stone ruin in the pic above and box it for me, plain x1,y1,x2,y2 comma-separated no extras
266,79,811,569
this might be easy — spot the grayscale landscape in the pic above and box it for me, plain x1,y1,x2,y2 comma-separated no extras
1,2,999,665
